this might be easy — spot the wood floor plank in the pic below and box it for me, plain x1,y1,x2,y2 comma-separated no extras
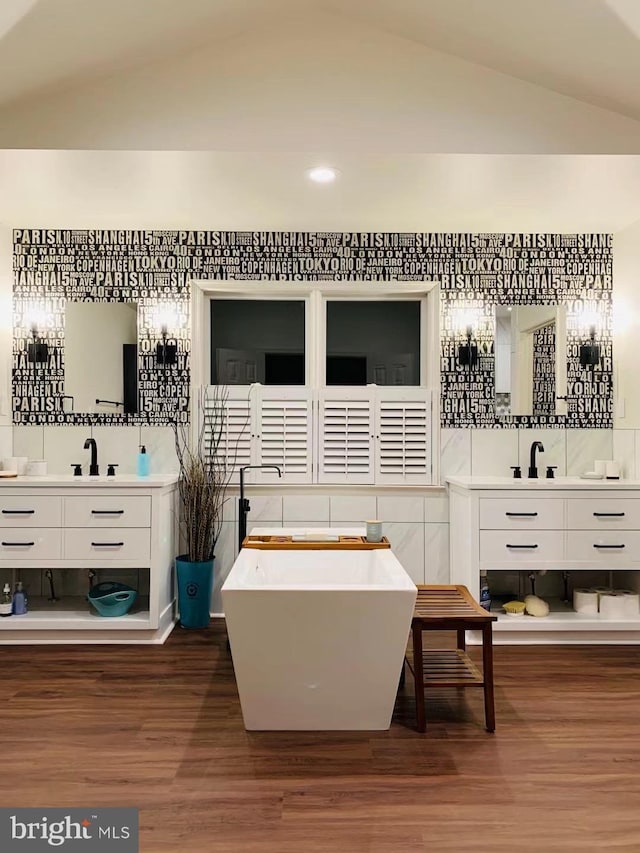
1,620,640,852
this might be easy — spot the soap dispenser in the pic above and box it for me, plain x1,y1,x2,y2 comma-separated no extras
137,445,149,477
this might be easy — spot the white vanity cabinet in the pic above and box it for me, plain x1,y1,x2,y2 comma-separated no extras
447,476,640,644
0,476,178,644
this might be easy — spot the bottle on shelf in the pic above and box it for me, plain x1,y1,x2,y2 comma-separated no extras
479,570,492,612
0,583,12,617
12,581,27,615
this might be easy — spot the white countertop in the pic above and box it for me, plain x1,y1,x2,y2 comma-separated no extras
0,474,178,488
446,476,640,490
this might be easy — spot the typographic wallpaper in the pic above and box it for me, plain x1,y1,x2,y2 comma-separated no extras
12,229,612,427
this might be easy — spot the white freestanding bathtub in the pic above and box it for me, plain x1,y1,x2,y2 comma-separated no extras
222,540,417,731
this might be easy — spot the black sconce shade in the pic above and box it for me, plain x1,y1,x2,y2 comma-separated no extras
579,341,600,367
27,341,49,364
458,342,478,368
457,325,478,368
579,326,600,368
156,341,177,366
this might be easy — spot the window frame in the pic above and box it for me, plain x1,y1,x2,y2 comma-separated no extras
191,279,440,485
207,292,312,386
320,293,428,388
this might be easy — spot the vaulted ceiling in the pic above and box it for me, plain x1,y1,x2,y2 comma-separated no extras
1,0,639,119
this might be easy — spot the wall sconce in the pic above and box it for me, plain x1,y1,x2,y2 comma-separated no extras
579,324,600,368
458,325,478,368
153,305,180,366
453,308,481,369
25,306,49,364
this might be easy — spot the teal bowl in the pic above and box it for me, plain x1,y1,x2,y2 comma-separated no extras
88,582,137,617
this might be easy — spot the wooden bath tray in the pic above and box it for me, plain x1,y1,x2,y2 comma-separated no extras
242,535,391,550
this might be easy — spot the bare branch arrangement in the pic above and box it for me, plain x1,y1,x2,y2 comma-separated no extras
171,385,249,563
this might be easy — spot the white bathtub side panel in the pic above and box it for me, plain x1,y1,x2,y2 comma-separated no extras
223,587,416,731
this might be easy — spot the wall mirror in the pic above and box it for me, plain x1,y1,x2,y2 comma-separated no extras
64,302,139,415
495,305,567,418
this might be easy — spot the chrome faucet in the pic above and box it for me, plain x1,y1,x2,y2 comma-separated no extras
84,437,99,476
238,465,282,550
528,441,544,479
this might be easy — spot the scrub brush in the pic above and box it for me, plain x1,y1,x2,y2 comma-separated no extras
503,600,526,616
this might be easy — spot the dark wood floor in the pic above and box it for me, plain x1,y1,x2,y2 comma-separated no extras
2,623,640,853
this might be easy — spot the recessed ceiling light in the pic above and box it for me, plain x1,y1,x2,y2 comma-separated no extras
307,166,339,184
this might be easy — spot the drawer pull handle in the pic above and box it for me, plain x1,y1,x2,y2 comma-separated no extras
91,510,125,515
505,512,538,517
593,512,625,517
1,509,35,515
91,541,124,547
593,543,625,550
1,541,34,547
506,543,539,549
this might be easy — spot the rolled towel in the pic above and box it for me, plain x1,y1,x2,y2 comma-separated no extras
524,594,550,617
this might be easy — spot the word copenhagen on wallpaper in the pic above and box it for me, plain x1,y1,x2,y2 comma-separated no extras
13,229,612,428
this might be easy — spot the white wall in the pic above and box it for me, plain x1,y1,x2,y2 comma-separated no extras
1,13,640,153
613,217,640,429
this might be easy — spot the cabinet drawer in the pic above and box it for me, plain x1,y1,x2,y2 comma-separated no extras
480,530,564,565
63,528,151,562
0,529,62,559
567,530,640,563
479,498,563,530
64,496,151,528
567,499,640,530
0,496,62,527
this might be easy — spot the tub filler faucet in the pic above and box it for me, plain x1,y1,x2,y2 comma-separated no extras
238,465,282,550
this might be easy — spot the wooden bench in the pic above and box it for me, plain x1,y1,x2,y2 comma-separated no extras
403,584,497,732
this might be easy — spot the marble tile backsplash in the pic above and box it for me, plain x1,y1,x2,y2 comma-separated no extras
471,429,518,477
7,424,631,480
43,426,91,475
613,430,635,479
440,429,471,483
565,429,613,477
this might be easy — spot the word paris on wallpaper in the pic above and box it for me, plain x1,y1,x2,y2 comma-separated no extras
12,230,612,428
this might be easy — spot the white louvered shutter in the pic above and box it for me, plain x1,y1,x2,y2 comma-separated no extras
204,386,253,477
375,388,432,484
317,388,374,484
256,387,313,483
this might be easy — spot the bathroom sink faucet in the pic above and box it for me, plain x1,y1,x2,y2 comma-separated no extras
84,437,99,476
528,441,544,478
238,465,282,550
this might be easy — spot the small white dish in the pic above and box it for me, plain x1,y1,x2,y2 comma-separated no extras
580,471,604,480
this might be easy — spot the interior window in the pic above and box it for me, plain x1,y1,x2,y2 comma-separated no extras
210,299,305,384
326,300,420,385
